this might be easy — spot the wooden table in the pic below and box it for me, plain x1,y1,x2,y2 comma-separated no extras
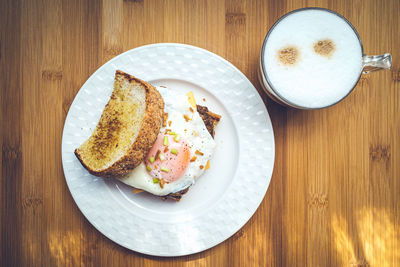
1,0,399,266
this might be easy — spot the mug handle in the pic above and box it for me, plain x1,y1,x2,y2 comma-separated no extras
362,53,392,74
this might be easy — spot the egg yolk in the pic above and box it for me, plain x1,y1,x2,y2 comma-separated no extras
145,133,190,182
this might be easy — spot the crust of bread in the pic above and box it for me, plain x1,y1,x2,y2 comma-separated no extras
75,70,164,177
196,105,221,138
161,188,190,201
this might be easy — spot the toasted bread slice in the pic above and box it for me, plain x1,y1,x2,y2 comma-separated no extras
75,70,164,177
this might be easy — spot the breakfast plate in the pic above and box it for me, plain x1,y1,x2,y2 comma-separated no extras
62,43,275,256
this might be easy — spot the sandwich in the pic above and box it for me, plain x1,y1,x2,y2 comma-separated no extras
75,70,220,201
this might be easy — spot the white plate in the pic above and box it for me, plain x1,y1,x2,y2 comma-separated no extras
62,43,275,256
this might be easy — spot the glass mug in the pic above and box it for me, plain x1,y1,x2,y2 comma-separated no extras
258,7,392,109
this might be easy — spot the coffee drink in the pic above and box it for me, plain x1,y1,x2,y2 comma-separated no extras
261,8,365,109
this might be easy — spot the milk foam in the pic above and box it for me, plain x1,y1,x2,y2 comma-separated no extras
263,9,363,108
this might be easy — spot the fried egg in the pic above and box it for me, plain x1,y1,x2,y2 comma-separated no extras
118,86,217,196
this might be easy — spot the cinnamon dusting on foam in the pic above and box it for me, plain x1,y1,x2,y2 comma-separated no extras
313,39,335,57
277,46,299,65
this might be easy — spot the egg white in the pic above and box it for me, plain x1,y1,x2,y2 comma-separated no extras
118,86,217,196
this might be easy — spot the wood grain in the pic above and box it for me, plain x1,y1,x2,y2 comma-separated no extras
1,0,399,266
